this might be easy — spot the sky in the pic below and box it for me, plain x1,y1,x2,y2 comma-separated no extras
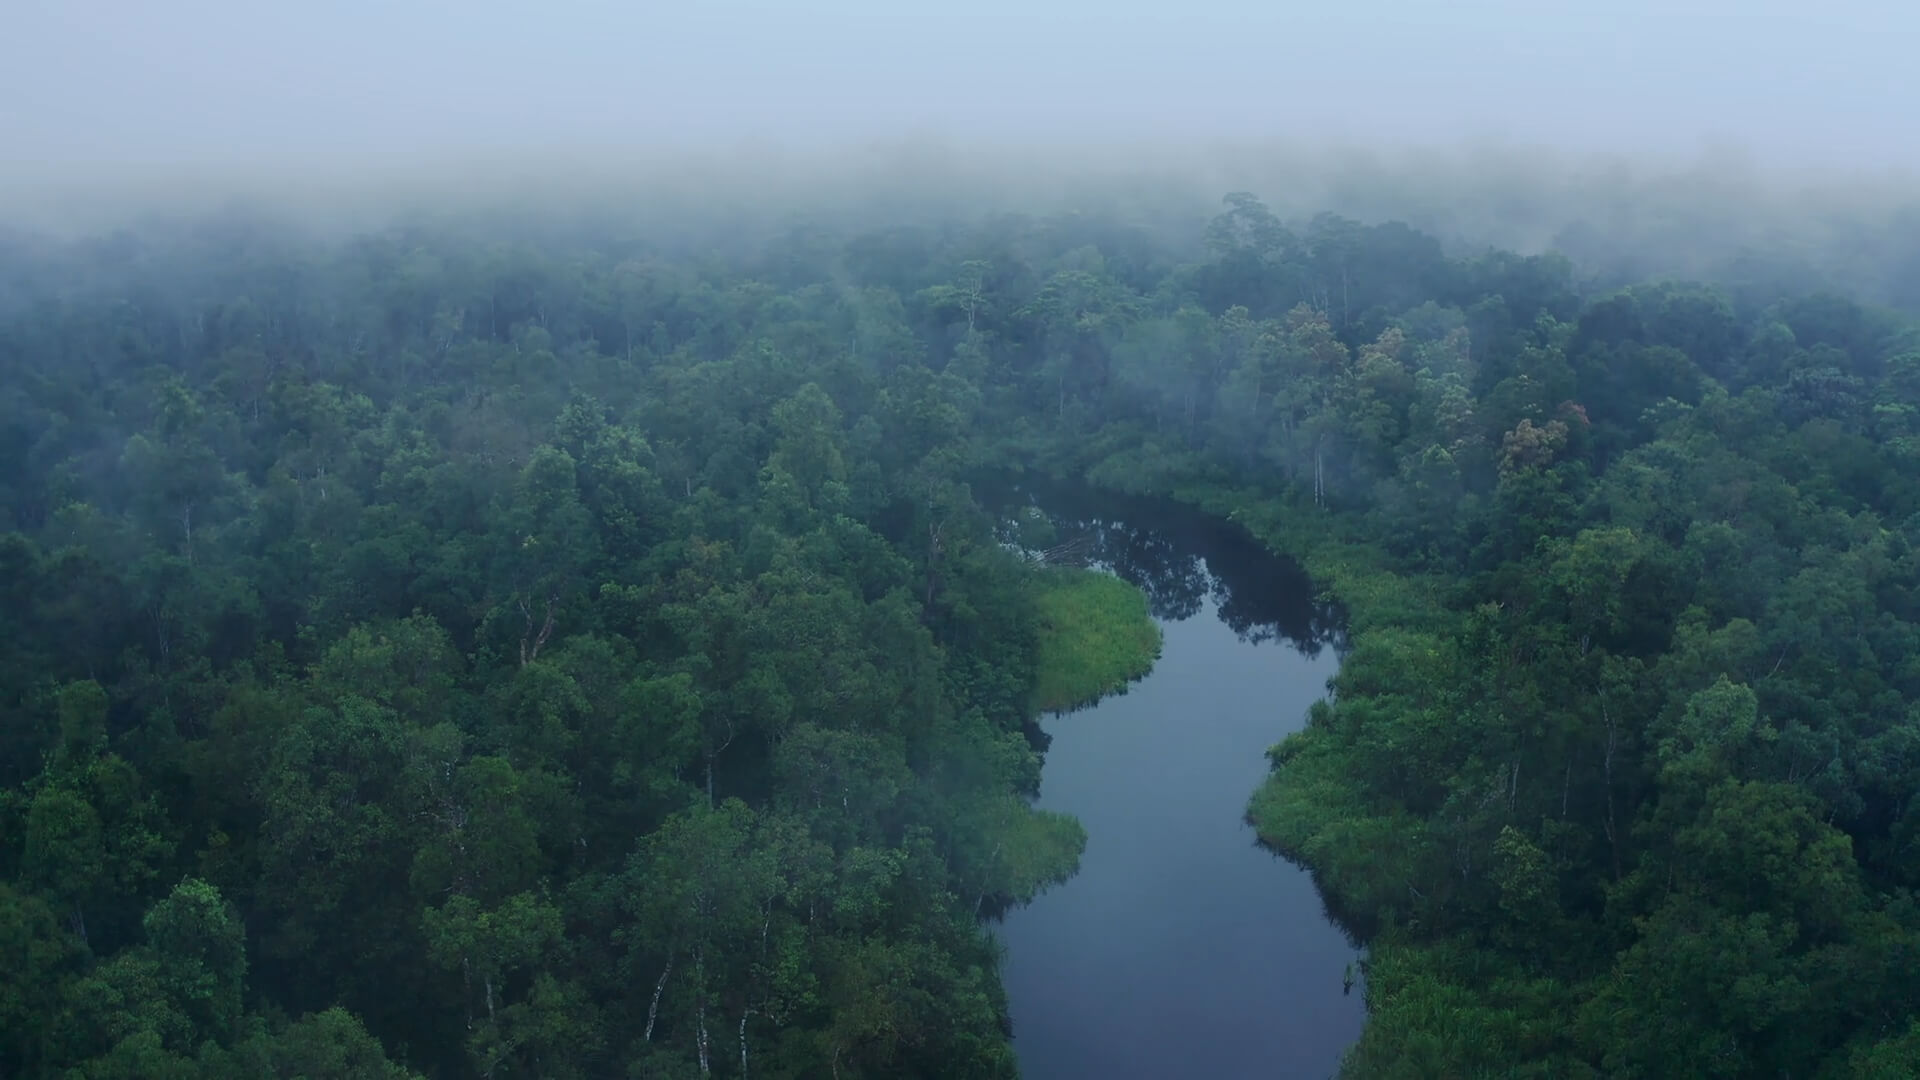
2,0,1915,200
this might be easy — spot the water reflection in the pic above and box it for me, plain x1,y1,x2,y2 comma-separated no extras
985,476,1345,652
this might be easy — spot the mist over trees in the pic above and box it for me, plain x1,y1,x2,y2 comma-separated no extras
7,0,1920,1072
3,155,1920,1078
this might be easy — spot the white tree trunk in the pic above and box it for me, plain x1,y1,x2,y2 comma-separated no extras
645,956,672,1042
697,999,710,1076
739,1010,753,1079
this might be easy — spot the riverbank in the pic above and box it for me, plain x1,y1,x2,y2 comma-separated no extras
1030,568,1163,715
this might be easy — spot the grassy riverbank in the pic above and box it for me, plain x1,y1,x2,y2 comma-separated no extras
1030,568,1163,714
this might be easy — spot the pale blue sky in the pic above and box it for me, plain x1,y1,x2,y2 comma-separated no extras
2,0,1913,194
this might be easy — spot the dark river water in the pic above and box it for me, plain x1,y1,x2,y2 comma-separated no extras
989,482,1367,1080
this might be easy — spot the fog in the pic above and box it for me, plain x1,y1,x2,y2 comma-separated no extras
4,0,1917,246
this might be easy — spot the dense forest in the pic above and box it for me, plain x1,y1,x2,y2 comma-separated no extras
3,182,1920,1078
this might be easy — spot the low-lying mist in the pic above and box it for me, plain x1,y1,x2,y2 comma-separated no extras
5,136,1919,317
8,0,1918,307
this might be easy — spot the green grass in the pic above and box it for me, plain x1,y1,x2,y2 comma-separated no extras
1030,568,1162,714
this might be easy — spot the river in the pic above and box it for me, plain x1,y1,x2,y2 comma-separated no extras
989,481,1367,1080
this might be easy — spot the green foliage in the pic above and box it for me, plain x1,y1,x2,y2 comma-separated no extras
1184,211,1920,1075
4,186,1920,1078
140,878,246,1044
1028,569,1162,714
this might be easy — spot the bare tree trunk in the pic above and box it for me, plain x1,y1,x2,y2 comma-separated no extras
519,595,557,668
697,999,710,1076
739,1010,754,1079
1767,643,1791,678
645,956,672,1041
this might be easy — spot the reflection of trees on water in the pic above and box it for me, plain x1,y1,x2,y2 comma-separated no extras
989,479,1344,657
1252,833,1373,947
1084,523,1210,623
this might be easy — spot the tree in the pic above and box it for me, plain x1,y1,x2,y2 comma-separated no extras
0,882,83,1074
422,891,564,1073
